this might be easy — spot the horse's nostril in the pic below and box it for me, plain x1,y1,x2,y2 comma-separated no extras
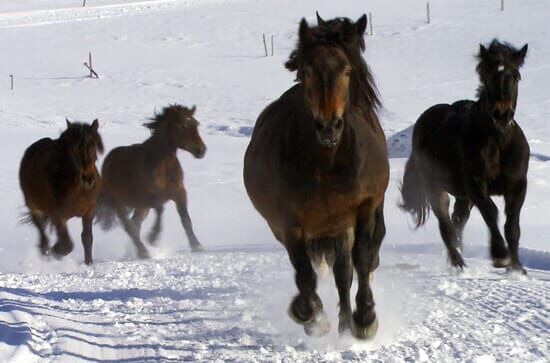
334,118,344,129
314,120,324,132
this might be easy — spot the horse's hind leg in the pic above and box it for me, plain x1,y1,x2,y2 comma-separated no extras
51,218,74,258
429,191,465,269
81,214,94,265
352,201,385,340
30,212,49,255
333,228,354,334
452,198,472,249
504,180,527,273
131,208,149,237
286,234,330,336
116,207,150,259
146,206,163,245
173,188,202,252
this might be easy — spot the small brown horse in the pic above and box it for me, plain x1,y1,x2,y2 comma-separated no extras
244,15,389,339
19,119,104,265
97,104,206,258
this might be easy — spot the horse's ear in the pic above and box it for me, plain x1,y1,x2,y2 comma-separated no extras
355,14,368,36
316,11,326,26
65,118,71,128
479,44,488,59
514,44,528,66
299,18,311,43
191,105,197,114
91,119,99,131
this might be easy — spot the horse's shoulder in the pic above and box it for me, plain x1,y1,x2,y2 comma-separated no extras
257,84,301,122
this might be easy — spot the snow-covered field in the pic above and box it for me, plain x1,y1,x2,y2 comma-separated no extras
0,0,549,361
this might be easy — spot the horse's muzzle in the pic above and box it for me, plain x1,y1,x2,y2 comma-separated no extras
492,105,515,128
319,138,338,148
193,146,207,159
81,174,96,189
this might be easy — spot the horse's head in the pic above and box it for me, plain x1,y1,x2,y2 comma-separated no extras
61,119,104,188
145,104,206,158
477,39,528,129
286,15,368,148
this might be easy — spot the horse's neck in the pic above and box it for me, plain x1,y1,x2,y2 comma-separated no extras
472,96,514,145
143,134,177,162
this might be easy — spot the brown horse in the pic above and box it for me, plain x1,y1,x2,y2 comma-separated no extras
19,119,104,265
97,104,206,258
243,15,389,339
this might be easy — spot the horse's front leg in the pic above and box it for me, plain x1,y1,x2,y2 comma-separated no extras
333,228,354,334
285,230,330,336
173,187,202,252
352,200,385,340
51,218,74,258
504,179,527,273
471,188,509,267
81,214,94,265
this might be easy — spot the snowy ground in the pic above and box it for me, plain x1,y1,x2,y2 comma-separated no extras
0,0,549,361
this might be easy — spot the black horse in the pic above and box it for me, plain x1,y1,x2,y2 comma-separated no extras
400,39,529,273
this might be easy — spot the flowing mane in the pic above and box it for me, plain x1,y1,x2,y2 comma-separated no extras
285,17,381,114
143,104,197,133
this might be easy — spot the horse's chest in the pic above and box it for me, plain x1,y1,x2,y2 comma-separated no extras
67,185,100,217
291,173,362,237
478,145,502,179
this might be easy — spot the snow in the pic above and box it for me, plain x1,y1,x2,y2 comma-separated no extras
0,0,549,361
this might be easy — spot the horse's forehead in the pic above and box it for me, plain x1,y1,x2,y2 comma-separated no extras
310,46,348,70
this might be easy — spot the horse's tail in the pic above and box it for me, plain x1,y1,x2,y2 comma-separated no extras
94,192,117,230
399,152,430,228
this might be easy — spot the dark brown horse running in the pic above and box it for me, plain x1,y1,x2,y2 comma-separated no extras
400,40,529,273
19,119,104,265
97,104,206,258
244,15,388,339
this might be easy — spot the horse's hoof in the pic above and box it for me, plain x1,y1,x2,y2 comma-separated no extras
146,232,160,246
492,256,511,268
506,263,527,275
51,243,73,257
338,315,352,335
351,316,378,340
304,310,331,337
84,259,93,266
449,249,466,270
39,246,50,256
190,243,204,252
137,249,150,259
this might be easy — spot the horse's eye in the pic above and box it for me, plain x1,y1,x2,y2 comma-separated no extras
345,68,352,77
